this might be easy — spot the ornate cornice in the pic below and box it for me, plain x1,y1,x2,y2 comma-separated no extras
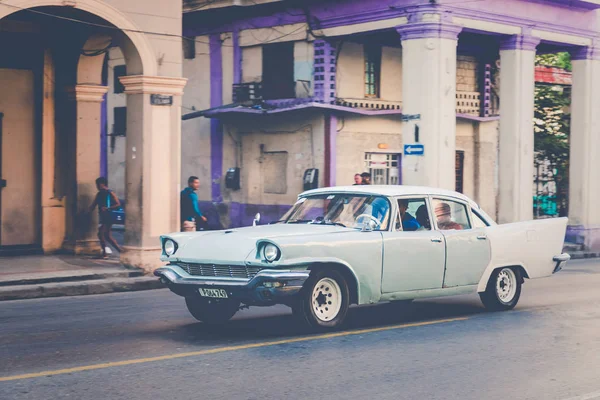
571,44,600,61
500,35,541,51
66,85,108,103
397,22,463,41
119,76,188,96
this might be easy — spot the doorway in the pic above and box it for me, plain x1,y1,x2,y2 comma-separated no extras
0,69,39,250
364,153,401,185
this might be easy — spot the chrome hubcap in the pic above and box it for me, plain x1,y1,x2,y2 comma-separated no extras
312,278,342,322
496,268,517,303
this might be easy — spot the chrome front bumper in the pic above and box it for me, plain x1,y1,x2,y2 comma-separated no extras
154,265,310,303
553,253,570,274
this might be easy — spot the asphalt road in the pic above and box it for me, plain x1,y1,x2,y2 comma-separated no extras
1,259,600,400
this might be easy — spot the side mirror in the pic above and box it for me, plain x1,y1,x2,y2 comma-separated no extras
253,213,261,227
361,220,377,232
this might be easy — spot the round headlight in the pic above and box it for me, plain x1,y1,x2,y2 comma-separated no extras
263,244,280,262
164,239,176,256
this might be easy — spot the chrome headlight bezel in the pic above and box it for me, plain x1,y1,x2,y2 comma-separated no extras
263,243,281,263
163,239,177,256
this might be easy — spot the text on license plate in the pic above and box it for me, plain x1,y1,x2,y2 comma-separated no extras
198,288,228,298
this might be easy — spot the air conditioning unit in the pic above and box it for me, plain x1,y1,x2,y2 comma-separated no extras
233,82,262,103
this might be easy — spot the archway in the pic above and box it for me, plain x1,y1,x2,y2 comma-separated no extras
0,1,186,268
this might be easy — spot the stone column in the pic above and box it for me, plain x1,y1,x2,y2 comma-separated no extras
396,20,462,190
119,76,187,272
568,46,600,250
64,84,109,254
497,35,540,223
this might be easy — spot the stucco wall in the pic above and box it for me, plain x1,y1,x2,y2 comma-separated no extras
336,42,403,102
106,47,126,200
242,46,262,83
336,115,404,186
181,35,212,201
456,120,476,200
221,110,325,206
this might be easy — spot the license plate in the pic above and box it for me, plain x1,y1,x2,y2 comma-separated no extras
198,288,228,299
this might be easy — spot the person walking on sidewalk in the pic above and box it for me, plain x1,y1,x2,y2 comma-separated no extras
181,176,207,232
89,177,123,259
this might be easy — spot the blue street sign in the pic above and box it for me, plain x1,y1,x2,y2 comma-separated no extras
404,144,424,156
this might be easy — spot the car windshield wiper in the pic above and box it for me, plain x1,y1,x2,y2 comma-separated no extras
315,220,346,228
286,219,314,224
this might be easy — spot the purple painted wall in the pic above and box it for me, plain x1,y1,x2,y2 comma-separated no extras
184,0,597,42
210,34,224,203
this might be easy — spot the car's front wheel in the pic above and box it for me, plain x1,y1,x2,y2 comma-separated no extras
185,296,240,324
479,267,522,311
296,269,350,330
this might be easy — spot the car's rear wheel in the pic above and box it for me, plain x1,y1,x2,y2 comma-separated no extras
185,296,240,324
479,267,522,311
295,269,350,330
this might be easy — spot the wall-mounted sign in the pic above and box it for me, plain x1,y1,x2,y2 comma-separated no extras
150,94,173,106
404,143,424,156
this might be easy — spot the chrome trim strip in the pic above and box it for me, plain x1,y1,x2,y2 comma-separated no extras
155,266,310,288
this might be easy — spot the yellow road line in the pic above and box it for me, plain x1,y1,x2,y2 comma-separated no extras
0,316,468,382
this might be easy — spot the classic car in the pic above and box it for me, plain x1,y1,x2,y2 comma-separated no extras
155,186,570,330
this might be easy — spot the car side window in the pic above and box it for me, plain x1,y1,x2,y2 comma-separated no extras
397,198,431,231
471,210,489,228
432,199,471,231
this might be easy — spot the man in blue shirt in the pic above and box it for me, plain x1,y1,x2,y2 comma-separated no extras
180,176,207,231
398,199,421,231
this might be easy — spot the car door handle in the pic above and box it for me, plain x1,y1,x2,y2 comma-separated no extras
430,237,443,243
477,235,487,240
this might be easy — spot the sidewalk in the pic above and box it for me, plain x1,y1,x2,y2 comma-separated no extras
563,242,600,260
0,253,164,301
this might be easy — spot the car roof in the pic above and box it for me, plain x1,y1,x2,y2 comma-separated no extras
300,185,479,208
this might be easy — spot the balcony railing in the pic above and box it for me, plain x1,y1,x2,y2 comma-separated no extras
456,91,481,116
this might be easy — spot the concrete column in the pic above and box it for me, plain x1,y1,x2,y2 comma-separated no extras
497,35,540,223
396,20,462,190
118,75,187,272
64,84,109,254
568,46,600,249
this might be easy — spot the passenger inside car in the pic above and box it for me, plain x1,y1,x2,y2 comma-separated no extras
434,202,464,230
416,205,431,230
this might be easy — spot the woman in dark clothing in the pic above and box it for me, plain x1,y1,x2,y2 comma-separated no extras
89,177,123,258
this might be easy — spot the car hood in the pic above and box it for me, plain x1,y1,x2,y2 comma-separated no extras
169,224,348,264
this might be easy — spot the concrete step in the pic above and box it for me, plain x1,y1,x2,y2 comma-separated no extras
0,276,166,301
0,269,144,287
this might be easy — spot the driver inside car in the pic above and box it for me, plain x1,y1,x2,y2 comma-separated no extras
369,197,390,227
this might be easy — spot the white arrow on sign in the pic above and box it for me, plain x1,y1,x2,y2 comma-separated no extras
404,145,423,155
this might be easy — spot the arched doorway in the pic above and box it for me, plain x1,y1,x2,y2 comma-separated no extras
0,1,185,269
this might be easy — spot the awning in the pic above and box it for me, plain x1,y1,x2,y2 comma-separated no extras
182,98,403,120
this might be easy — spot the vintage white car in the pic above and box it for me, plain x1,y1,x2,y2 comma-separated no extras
155,186,570,329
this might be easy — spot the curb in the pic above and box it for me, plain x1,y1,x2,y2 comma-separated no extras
570,252,600,260
0,270,144,287
0,277,166,301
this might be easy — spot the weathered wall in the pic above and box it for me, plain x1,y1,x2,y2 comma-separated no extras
336,115,403,186
336,42,403,102
456,120,476,200
106,47,126,200
181,35,212,201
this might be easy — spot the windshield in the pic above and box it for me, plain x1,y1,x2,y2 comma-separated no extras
278,193,391,230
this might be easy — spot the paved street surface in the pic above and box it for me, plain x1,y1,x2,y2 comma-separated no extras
1,259,600,400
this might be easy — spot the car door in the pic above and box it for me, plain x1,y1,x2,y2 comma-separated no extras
381,197,446,293
431,197,491,288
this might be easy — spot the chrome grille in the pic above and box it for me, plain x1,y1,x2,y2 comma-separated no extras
177,263,262,279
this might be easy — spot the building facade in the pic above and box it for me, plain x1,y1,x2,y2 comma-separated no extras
176,0,600,249
0,0,186,270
